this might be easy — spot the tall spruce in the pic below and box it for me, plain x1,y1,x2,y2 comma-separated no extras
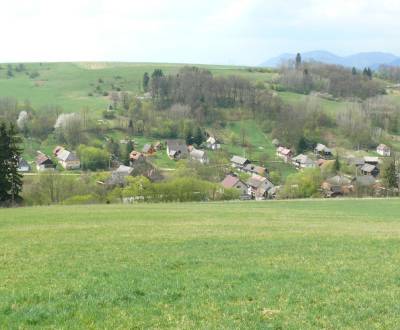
0,121,23,205
295,53,302,69
382,157,397,188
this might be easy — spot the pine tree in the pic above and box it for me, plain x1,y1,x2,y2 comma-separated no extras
193,127,204,147
334,153,341,173
142,72,150,92
382,158,397,188
295,53,302,70
352,67,357,75
0,121,23,206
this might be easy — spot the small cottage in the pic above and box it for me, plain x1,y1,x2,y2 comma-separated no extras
36,152,55,171
57,149,80,170
230,156,250,169
189,148,209,164
206,136,221,150
292,154,316,169
242,164,267,176
360,164,379,177
276,146,292,163
221,175,248,196
314,143,333,158
376,144,391,157
17,158,30,172
246,175,274,200
166,140,188,160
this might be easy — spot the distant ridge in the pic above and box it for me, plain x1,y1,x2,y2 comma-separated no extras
261,51,400,69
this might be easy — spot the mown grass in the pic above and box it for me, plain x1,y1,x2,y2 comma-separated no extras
1,199,400,328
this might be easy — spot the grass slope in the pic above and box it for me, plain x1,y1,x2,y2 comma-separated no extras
1,199,400,328
0,62,275,113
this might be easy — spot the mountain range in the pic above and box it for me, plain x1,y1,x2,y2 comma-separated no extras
261,51,400,69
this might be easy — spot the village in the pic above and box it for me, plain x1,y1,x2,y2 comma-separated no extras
17,131,396,201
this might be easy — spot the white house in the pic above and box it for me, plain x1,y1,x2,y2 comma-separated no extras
57,149,80,170
189,148,209,164
292,154,316,169
206,136,221,150
376,144,391,157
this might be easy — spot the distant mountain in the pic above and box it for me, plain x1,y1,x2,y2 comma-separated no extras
261,51,400,69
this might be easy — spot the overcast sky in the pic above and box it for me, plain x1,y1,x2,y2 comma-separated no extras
1,0,400,65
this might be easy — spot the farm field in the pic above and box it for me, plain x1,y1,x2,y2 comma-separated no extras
1,199,400,328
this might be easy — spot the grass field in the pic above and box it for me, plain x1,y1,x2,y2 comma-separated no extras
1,199,400,328
0,62,275,113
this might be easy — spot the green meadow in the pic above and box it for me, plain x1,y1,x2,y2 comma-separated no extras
1,199,400,328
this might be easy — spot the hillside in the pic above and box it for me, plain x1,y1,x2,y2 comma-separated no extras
1,200,400,328
0,62,276,113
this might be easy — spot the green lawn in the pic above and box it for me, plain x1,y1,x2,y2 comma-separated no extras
1,199,400,328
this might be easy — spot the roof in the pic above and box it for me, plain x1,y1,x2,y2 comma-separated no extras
18,158,30,168
221,175,241,189
36,152,53,165
53,146,64,156
361,164,377,173
166,139,188,156
277,146,292,155
315,143,332,153
364,156,379,163
207,136,217,144
230,155,249,165
243,164,266,175
57,149,79,162
377,144,390,150
293,154,314,164
190,149,206,160
326,175,352,186
114,165,134,175
247,175,274,192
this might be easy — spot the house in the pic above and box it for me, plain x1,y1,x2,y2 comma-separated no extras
166,139,188,160
18,158,30,172
189,148,209,164
314,143,333,158
348,156,365,167
376,144,391,157
246,174,274,200
56,149,80,170
142,144,156,156
364,156,379,166
360,163,379,177
242,164,267,177
230,156,250,169
221,174,248,196
36,152,55,171
276,146,292,163
292,154,316,169
107,165,134,186
206,136,221,150
322,175,353,197
129,151,145,164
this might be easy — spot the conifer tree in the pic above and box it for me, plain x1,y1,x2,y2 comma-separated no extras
0,121,23,206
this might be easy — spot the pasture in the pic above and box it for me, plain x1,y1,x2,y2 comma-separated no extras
1,199,400,328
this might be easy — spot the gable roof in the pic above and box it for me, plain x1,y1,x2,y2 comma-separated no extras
36,152,53,165
230,155,249,165
361,164,377,173
166,139,188,156
207,136,217,144
57,149,79,162
221,175,243,189
190,148,206,160
377,144,390,151
18,158,30,168
243,164,266,175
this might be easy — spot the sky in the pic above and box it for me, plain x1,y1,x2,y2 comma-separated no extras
1,0,400,65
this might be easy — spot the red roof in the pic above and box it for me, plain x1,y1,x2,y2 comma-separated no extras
221,175,240,189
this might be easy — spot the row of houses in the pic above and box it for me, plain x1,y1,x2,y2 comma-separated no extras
230,156,267,176
165,139,209,164
221,173,276,200
34,147,81,172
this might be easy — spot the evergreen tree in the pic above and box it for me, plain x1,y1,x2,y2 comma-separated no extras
124,140,134,165
142,72,150,92
295,53,302,69
185,127,193,145
193,127,204,147
352,67,357,75
297,136,308,153
0,121,23,206
334,153,341,173
382,158,397,188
